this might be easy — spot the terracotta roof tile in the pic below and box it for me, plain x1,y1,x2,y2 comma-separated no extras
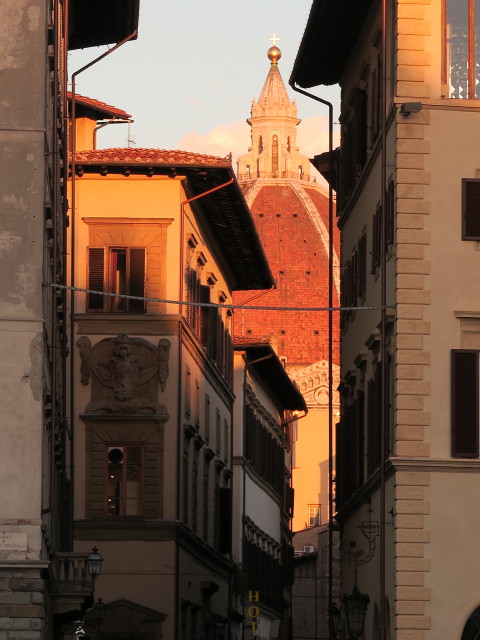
75,147,232,166
67,92,131,118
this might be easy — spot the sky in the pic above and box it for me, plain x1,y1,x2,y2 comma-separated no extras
68,0,340,173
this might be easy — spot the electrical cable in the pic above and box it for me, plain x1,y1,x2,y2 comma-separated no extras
43,282,395,313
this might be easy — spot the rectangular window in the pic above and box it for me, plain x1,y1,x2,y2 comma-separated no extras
204,394,211,443
308,504,321,527
87,247,145,312
386,179,395,247
106,445,143,516
358,231,367,299
451,349,479,457
370,52,382,145
445,0,480,99
371,203,382,273
462,178,480,239
215,409,221,455
185,265,200,331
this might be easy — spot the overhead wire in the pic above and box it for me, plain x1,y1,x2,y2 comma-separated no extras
43,282,395,313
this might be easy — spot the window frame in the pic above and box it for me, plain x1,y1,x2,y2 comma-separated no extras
443,0,480,99
462,178,480,240
83,217,172,314
105,444,144,517
308,504,321,527
85,418,165,520
87,245,146,313
451,349,479,458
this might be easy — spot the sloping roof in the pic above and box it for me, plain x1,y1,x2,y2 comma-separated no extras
75,148,230,166
68,0,139,50
234,341,307,412
72,149,274,292
290,0,373,88
67,93,131,119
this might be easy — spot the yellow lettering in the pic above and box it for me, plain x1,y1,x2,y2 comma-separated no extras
247,605,260,618
250,621,258,632
248,590,260,602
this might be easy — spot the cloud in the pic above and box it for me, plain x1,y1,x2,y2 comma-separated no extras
177,121,250,167
176,115,339,186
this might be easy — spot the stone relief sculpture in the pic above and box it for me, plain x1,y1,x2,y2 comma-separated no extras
76,333,170,415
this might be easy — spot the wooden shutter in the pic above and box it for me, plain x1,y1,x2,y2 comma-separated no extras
218,487,232,554
185,266,193,324
355,391,365,489
344,405,356,500
386,179,395,246
199,285,211,346
353,88,368,172
335,417,345,508
128,247,145,311
462,178,480,240
358,232,367,298
87,247,105,311
452,349,479,457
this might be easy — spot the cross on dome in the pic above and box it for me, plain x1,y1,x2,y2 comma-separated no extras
268,33,280,46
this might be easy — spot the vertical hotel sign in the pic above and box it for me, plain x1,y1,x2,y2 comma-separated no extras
247,590,260,637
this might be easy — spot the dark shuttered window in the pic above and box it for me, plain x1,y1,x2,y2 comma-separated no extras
462,178,480,240
358,231,367,299
451,349,479,457
87,246,145,313
87,247,105,311
129,248,146,311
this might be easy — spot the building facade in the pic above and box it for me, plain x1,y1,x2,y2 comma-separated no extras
0,2,139,638
234,46,340,535
232,340,306,639
292,1,480,639
69,100,301,638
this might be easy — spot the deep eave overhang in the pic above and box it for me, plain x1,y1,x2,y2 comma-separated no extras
68,0,140,50
235,343,307,412
290,0,373,88
72,159,274,292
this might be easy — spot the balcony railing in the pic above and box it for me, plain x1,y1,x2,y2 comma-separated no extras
237,171,317,182
49,553,95,615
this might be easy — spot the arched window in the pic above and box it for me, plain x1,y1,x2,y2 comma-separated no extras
272,135,278,173
258,135,263,153
462,606,480,639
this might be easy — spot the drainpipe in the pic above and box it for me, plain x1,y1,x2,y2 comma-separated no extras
289,81,335,637
380,0,388,637
68,29,137,536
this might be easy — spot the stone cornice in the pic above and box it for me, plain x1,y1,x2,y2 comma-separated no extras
391,456,480,473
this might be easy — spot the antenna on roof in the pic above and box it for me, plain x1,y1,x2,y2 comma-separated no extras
126,122,137,147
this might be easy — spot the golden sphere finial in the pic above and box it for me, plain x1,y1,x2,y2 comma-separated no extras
267,45,281,65
267,34,281,65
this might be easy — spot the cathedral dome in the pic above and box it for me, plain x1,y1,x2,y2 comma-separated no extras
234,45,340,368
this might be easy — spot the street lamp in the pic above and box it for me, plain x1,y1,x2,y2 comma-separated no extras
329,602,342,638
342,586,369,639
93,598,105,622
86,547,103,580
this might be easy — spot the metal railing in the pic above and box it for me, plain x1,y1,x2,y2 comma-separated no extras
237,171,317,182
